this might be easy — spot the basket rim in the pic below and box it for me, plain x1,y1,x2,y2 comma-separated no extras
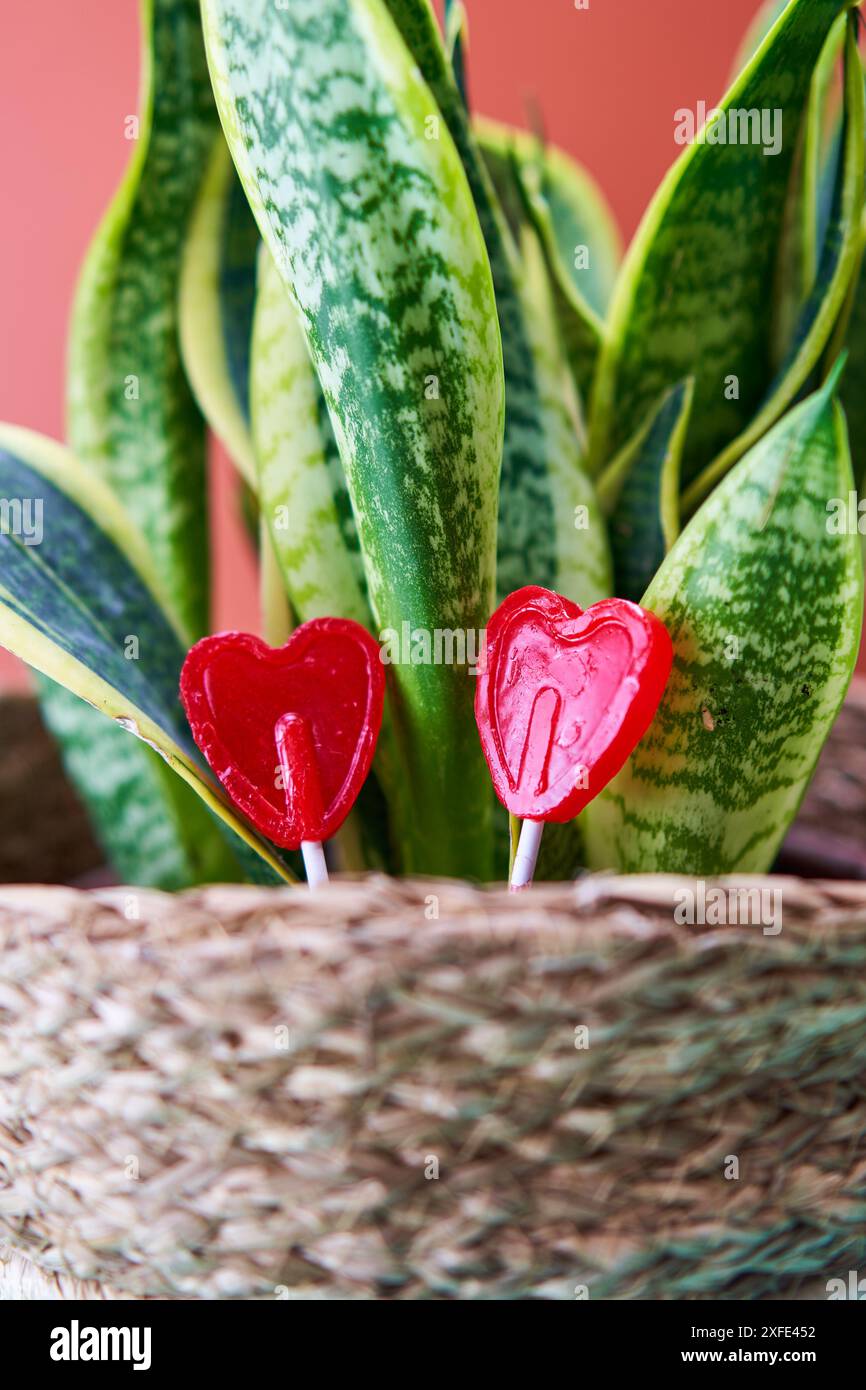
2,872,866,945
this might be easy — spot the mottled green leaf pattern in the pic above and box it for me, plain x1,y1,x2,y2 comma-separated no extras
518,167,603,407
251,247,404,866
474,117,622,317
683,19,864,512
535,144,622,320
599,379,693,604
68,0,218,636
178,135,293,646
767,16,848,369
6,0,860,890
49,0,233,886
378,0,609,605
251,248,370,627
355,0,607,880
513,225,611,607
590,0,857,487
583,375,863,875
473,118,618,401
203,0,504,877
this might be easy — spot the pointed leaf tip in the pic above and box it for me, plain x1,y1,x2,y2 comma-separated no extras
823,349,849,396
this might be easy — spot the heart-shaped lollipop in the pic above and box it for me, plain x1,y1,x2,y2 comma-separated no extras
475,586,672,885
180,619,384,880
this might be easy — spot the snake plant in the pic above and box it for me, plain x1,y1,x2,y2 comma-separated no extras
1,0,865,883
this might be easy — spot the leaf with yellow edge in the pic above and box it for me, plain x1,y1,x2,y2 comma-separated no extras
0,424,294,885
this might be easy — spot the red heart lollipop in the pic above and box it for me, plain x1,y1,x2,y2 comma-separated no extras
475,586,672,824
180,619,384,851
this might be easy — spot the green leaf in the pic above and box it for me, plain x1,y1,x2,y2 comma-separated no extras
202,0,504,878
68,0,218,637
258,510,294,647
470,120,603,403
444,0,469,109
179,133,260,484
769,16,847,371
836,220,866,485
37,677,240,888
508,223,611,606
729,0,791,81
252,248,407,872
683,18,865,512
598,379,693,603
583,372,863,875
270,0,606,879
205,203,398,866
473,116,622,318
800,18,847,304
515,167,604,408
251,248,371,628
472,118,530,245
52,0,238,886
589,0,860,489
817,114,845,266
0,425,293,885
178,135,295,646
376,0,610,606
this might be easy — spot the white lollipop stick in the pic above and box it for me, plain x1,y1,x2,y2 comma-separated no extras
510,819,545,892
301,839,329,890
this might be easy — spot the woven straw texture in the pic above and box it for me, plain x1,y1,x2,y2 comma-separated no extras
1,875,866,1300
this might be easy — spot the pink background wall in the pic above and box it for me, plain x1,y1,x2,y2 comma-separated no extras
0,0,783,690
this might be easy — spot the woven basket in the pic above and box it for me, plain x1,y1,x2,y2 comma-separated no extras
1,689,866,1300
